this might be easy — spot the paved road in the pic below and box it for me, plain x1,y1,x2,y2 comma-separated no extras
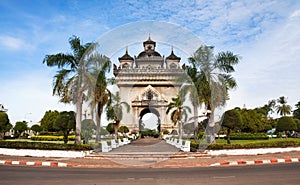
1,163,300,185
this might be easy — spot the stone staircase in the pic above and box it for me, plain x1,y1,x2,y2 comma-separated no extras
85,138,182,166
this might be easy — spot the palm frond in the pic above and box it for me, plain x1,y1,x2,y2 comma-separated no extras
43,53,76,69
69,36,86,62
52,69,72,96
215,51,239,73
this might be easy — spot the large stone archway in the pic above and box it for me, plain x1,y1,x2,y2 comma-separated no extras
114,36,184,133
139,107,160,131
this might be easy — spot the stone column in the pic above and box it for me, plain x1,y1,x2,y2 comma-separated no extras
134,107,139,130
160,106,166,130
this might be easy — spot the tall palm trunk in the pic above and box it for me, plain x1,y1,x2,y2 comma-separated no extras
75,95,83,144
179,121,183,140
193,103,198,139
226,128,231,144
178,111,183,140
95,104,103,142
206,104,216,144
113,120,120,140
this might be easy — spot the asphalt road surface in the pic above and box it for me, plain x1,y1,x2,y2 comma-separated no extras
1,163,299,185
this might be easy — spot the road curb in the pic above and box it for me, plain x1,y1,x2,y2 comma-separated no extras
210,158,300,166
0,160,77,167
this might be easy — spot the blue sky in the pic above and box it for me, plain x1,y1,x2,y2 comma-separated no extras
0,0,300,125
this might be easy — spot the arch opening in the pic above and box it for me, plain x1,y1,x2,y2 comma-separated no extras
139,108,161,134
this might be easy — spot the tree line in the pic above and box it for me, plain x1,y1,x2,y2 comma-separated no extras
222,97,300,143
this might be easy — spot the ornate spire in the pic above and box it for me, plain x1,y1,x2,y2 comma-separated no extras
166,47,181,60
118,47,134,61
143,34,156,47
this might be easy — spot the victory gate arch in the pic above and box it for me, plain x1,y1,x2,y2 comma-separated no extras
113,36,185,133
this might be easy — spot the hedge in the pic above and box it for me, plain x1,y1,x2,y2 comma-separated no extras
224,133,269,140
190,140,300,150
30,135,75,141
0,141,91,150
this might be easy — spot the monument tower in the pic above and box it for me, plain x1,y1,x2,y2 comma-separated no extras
113,36,184,132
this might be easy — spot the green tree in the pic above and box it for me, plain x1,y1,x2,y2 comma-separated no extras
40,110,59,132
30,124,42,135
0,112,12,139
294,119,300,132
81,119,96,144
43,36,106,144
255,99,276,117
275,96,292,116
293,101,300,119
100,126,109,135
106,92,130,140
239,109,265,133
166,94,191,139
106,122,115,135
222,109,243,144
53,111,76,144
276,116,296,137
118,125,129,136
14,121,28,138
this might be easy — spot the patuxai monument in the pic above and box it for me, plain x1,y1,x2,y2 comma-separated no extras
113,36,185,133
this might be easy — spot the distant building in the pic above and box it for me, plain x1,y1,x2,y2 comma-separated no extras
0,104,8,112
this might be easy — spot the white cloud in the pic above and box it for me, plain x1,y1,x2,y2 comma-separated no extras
0,36,28,50
290,9,300,18
226,8,300,110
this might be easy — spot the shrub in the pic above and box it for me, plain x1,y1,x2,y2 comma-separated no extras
0,141,91,150
30,135,75,141
141,129,158,137
207,140,300,150
198,132,205,139
118,126,129,134
188,139,300,151
224,133,269,140
39,131,65,136
31,124,42,134
153,133,159,138
190,140,199,149
163,130,170,135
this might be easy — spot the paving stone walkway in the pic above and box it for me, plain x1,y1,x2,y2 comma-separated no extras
91,138,181,166
104,138,180,154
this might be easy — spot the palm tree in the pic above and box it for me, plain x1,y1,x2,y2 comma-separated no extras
190,46,239,110
106,92,130,140
276,96,292,116
88,57,112,142
187,45,240,143
180,63,213,138
43,36,106,144
166,94,191,139
293,101,300,119
180,64,201,136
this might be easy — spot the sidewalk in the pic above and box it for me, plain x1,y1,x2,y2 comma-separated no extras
0,138,300,168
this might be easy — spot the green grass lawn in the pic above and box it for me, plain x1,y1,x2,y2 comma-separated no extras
215,138,300,144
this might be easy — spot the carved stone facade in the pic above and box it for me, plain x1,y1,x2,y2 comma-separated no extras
113,36,184,132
